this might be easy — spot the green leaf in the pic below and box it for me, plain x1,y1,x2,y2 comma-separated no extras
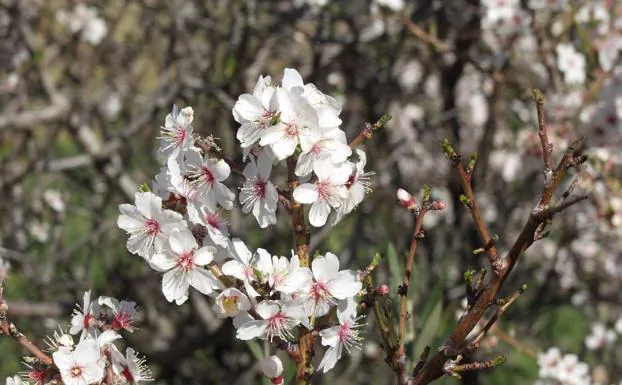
386,243,402,295
537,305,588,353
246,340,264,361
412,285,443,362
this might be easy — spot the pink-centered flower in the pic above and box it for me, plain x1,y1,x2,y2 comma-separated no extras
117,192,186,259
157,104,195,163
299,252,362,318
53,338,105,385
69,291,100,340
150,228,223,305
293,160,352,227
317,298,364,373
239,152,278,228
233,75,278,149
235,300,304,342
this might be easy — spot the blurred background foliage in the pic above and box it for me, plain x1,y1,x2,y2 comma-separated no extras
1,0,621,384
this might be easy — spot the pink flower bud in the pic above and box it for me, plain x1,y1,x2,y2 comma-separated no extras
431,200,447,210
377,285,390,296
261,356,283,384
397,188,417,210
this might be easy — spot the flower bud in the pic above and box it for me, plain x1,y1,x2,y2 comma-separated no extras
397,188,418,211
430,200,447,211
261,355,283,384
377,285,390,296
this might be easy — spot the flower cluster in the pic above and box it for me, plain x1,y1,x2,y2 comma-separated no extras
55,5,108,45
536,347,591,385
233,68,372,227
4,291,151,385
116,68,371,374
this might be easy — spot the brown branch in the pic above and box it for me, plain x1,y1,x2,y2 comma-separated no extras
400,16,451,53
348,114,392,150
532,89,553,172
396,205,428,382
412,102,587,384
286,157,313,385
0,291,54,366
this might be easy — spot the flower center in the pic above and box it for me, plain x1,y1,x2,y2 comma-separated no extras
83,313,94,329
177,252,194,271
112,311,131,330
144,218,161,235
70,366,83,378
284,123,300,137
316,181,331,201
205,212,221,229
202,166,215,184
122,366,134,383
310,281,329,301
254,180,267,199
222,296,240,316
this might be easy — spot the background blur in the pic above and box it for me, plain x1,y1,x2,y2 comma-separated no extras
1,0,621,384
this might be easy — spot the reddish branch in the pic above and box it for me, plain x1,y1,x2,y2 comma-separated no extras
286,157,314,385
0,289,54,366
409,91,588,384
396,205,428,383
348,114,392,150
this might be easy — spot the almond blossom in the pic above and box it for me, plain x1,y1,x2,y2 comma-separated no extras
239,152,278,228
69,290,100,340
333,149,373,225
299,252,362,318
259,86,321,161
150,228,223,305
213,288,252,319
236,300,305,342
293,160,352,227
98,297,139,333
233,75,278,149
52,338,105,385
119,348,153,385
317,298,364,373
157,105,195,163
182,149,235,210
117,192,186,259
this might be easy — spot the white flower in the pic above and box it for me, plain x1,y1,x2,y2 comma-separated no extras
260,356,284,384
213,288,252,318
299,252,362,318
120,348,153,385
53,338,105,385
263,253,313,295
182,150,235,210
295,129,351,177
158,105,195,163
187,205,230,247
333,149,373,225
69,291,100,340
374,0,405,11
317,298,364,373
235,300,304,341
556,43,586,85
537,347,561,378
293,161,352,227
0,257,10,284
239,152,278,228
98,297,139,333
43,189,65,213
117,192,186,259
259,86,321,161
233,75,278,149
585,322,617,350
5,375,25,385
150,228,223,305
81,15,107,45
